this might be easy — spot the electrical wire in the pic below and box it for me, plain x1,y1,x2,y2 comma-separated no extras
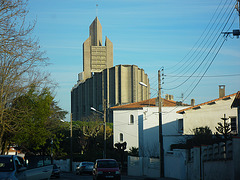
165,0,226,73
165,0,235,85
163,4,237,90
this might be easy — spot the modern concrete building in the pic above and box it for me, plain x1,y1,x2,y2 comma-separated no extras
71,65,150,121
71,17,150,121
79,17,113,82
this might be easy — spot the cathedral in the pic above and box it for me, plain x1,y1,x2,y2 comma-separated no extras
71,17,150,121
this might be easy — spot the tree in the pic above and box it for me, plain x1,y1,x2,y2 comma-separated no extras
215,114,232,141
187,126,213,147
4,87,67,155
128,147,139,157
0,0,51,152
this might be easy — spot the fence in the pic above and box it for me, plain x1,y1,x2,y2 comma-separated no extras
187,137,240,180
53,159,79,172
128,156,160,178
127,137,240,180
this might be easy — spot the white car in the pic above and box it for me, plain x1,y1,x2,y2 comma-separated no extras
0,155,53,180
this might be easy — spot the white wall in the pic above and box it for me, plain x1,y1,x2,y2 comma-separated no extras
113,109,141,150
183,96,237,134
113,106,189,156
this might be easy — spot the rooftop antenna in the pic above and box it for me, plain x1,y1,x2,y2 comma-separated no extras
222,0,240,38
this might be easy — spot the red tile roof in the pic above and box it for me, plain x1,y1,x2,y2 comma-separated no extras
110,98,188,110
231,91,240,108
177,93,237,114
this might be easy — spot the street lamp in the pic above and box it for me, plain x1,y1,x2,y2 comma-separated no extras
91,101,107,159
139,69,164,178
60,117,73,171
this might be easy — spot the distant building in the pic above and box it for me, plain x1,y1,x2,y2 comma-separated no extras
71,17,150,121
80,17,113,82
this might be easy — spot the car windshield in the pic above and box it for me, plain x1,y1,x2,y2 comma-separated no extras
82,162,94,166
0,157,15,172
97,160,118,168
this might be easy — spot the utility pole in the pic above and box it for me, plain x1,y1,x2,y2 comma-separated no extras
103,99,107,159
238,0,240,27
70,113,73,172
158,70,164,178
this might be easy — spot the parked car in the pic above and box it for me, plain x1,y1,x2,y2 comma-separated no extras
76,162,94,175
0,155,53,180
92,159,121,180
51,164,60,178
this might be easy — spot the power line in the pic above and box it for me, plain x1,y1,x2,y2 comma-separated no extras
164,73,240,78
164,4,237,90
165,0,226,73
164,0,236,87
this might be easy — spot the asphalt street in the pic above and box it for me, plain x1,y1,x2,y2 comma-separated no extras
52,172,176,180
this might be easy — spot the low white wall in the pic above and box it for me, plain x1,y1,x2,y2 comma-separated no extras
53,159,70,172
128,156,143,176
203,160,233,180
53,159,80,172
165,149,187,180
128,156,160,178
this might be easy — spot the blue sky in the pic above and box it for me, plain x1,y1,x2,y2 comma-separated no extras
27,0,240,120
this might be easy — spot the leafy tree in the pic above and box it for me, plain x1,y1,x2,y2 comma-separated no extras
128,147,139,157
2,87,67,155
0,0,51,153
187,126,213,147
58,115,114,161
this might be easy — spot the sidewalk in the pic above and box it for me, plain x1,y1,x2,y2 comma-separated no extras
123,175,178,180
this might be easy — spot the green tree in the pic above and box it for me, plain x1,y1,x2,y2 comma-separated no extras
128,147,139,157
0,0,51,153
5,87,67,155
186,126,213,148
215,114,232,141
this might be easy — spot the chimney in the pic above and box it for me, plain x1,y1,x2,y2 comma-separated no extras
219,85,225,98
191,99,195,106
165,94,174,100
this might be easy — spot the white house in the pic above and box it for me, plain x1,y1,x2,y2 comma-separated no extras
177,86,238,135
111,97,190,157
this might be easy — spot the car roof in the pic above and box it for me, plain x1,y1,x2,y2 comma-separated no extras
0,155,14,158
96,159,117,162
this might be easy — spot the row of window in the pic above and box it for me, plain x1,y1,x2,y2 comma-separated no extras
177,116,237,133
119,116,237,142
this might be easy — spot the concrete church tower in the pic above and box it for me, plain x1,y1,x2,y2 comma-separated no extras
80,17,113,81
71,17,149,121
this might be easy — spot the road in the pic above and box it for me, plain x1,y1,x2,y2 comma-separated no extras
53,172,147,180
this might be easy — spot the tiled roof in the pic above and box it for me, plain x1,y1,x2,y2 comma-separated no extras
231,91,240,108
110,98,188,110
176,93,237,114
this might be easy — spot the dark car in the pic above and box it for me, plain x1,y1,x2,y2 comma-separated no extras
76,162,94,175
92,159,121,180
51,164,60,178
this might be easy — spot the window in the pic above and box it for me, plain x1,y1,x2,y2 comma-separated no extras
120,133,123,142
230,116,237,133
129,115,134,124
178,119,183,133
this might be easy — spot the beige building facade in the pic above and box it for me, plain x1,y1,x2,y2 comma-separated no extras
80,17,113,81
71,65,150,121
177,86,238,135
71,17,150,121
